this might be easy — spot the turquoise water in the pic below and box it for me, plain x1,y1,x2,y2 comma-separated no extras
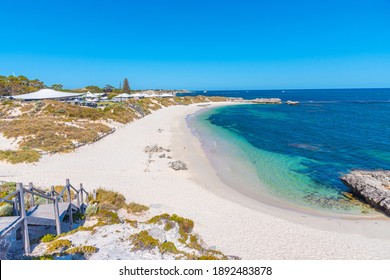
188,89,390,215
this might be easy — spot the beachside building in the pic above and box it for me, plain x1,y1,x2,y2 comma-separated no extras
12,89,83,101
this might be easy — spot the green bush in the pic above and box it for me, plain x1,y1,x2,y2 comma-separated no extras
66,245,98,255
85,204,98,216
130,230,159,251
0,204,14,216
41,234,56,243
47,239,72,253
159,242,179,254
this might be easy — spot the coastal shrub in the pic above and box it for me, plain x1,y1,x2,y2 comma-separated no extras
31,255,54,260
198,255,220,260
47,239,72,253
95,209,121,225
178,227,188,243
66,245,98,256
0,147,41,164
147,213,171,225
0,204,14,216
159,242,179,254
85,204,98,216
170,214,194,233
130,230,159,251
0,181,16,196
164,221,175,231
41,234,56,243
127,202,149,214
188,235,202,251
0,182,16,206
95,188,126,210
125,219,138,228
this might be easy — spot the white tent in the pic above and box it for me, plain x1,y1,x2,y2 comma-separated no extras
84,93,96,98
13,89,83,101
130,93,146,98
115,93,132,98
160,93,174,98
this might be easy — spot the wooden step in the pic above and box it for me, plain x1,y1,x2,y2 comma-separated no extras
27,202,77,226
0,216,21,237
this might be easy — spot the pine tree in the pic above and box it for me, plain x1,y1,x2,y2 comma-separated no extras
122,78,130,93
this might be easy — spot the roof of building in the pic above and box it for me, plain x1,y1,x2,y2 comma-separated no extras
13,89,83,101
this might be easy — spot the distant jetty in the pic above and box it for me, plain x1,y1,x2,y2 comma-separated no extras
341,170,390,215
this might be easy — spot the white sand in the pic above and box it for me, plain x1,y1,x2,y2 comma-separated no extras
1,103,390,259
0,134,18,151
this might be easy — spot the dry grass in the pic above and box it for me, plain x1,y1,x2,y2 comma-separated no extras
95,188,126,210
0,147,41,163
127,202,149,214
0,96,228,163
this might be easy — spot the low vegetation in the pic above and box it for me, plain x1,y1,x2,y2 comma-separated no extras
0,95,228,164
47,239,72,253
0,204,14,216
41,234,56,243
30,187,230,260
127,202,149,214
66,245,98,256
130,230,160,251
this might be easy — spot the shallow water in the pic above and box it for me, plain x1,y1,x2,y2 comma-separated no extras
188,89,390,215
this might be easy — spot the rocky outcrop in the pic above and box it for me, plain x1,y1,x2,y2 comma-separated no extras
286,100,299,105
340,170,390,215
168,161,187,171
251,98,282,104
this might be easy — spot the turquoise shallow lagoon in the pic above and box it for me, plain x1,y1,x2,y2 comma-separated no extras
187,89,390,215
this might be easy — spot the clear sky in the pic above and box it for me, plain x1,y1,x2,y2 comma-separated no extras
1,0,390,90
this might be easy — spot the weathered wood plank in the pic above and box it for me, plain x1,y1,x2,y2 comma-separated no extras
0,216,20,236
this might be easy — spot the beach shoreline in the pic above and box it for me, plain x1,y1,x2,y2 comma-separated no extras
1,102,390,259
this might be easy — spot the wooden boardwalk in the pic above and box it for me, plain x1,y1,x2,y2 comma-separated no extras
0,179,89,254
0,216,21,236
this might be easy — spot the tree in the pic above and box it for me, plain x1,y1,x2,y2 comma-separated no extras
0,75,45,96
85,85,101,93
103,84,115,93
122,78,131,93
51,84,63,91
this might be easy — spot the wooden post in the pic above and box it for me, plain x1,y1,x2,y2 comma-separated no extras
76,187,80,210
28,182,34,208
53,199,61,235
66,181,73,227
93,189,96,201
80,183,84,213
46,192,51,204
13,194,19,216
14,194,21,240
51,186,55,200
17,183,30,254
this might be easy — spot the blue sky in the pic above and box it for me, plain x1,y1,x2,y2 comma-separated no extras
1,0,390,90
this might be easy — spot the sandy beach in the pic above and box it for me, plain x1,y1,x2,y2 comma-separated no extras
1,102,390,259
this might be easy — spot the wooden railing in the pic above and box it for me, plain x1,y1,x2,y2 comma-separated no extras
0,179,89,254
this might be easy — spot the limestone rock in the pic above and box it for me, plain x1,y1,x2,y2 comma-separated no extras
168,161,188,171
286,100,299,105
144,144,159,153
340,170,390,215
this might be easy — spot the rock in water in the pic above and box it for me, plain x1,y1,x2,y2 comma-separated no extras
340,170,390,215
168,161,188,171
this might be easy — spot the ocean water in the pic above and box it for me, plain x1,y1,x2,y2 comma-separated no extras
185,89,390,215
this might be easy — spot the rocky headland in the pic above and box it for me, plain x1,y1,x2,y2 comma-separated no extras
341,170,390,216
